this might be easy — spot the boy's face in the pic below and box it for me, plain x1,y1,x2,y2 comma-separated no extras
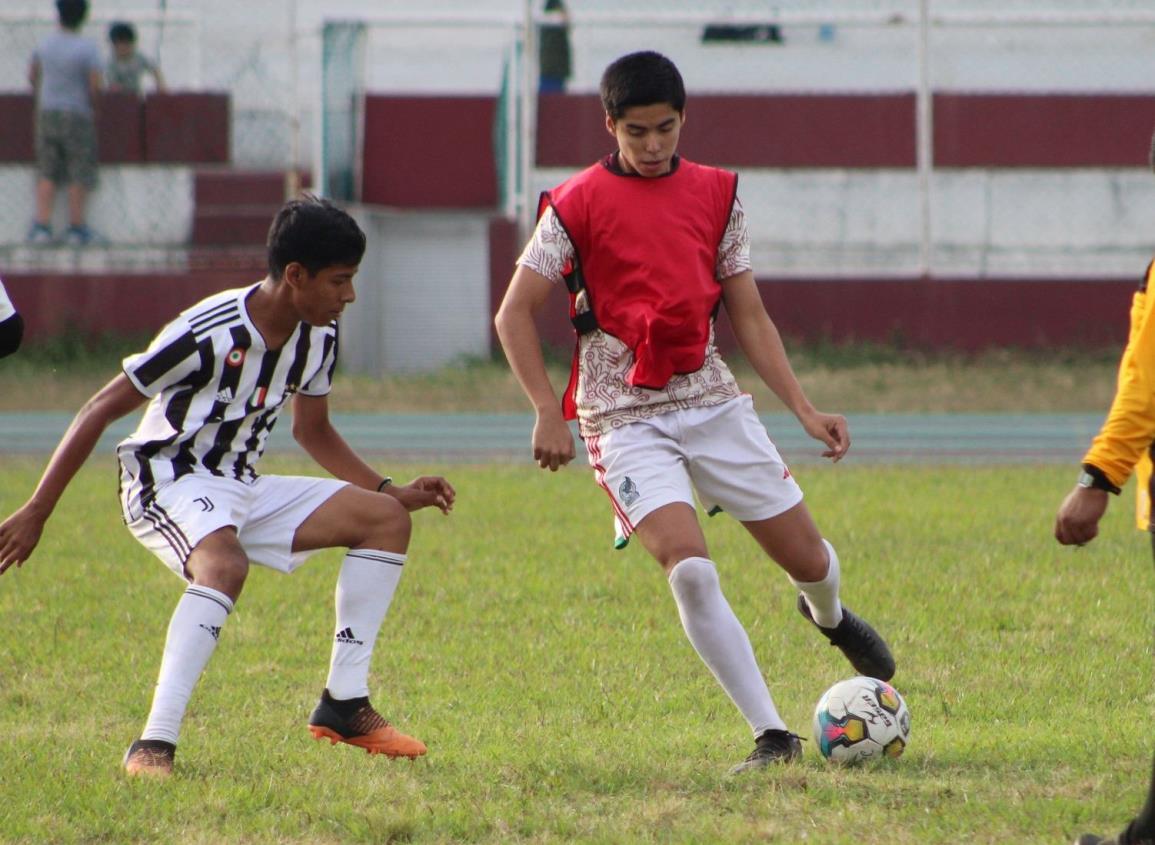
606,103,684,177
285,262,359,326
112,40,135,60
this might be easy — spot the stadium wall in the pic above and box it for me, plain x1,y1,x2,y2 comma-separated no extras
6,89,1149,358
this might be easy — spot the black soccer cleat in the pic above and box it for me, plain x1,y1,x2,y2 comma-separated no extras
797,594,896,682
123,738,176,778
1075,822,1155,845
729,729,804,774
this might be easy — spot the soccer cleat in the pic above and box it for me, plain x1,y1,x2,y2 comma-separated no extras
729,729,804,774
308,688,426,758
797,594,896,682
123,738,176,778
1075,822,1155,845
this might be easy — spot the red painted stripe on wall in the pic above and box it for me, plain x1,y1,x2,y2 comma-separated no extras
489,272,1136,354
535,93,918,168
933,94,1155,168
361,95,498,207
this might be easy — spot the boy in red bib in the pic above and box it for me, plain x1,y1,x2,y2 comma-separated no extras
495,50,895,772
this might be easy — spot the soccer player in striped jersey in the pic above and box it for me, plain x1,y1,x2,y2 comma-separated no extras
0,196,455,777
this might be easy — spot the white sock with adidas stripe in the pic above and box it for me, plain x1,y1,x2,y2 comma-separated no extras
140,585,234,745
325,549,406,700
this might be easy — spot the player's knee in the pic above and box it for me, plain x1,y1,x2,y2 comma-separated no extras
667,556,720,605
188,550,249,600
363,494,412,551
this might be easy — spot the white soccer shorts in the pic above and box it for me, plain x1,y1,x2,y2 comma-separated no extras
584,395,804,547
124,474,349,580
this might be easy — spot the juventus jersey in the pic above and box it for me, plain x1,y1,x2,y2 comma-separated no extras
117,283,338,519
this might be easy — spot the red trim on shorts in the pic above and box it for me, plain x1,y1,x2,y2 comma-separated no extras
585,433,635,538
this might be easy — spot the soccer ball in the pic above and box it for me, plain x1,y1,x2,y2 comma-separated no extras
813,676,911,764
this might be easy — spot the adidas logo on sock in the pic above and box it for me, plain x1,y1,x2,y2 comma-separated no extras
335,627,363,645
199,623,221,641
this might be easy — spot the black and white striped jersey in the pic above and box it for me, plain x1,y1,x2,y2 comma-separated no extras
117,283,338,518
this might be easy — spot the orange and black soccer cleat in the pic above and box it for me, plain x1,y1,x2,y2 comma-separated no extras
308,689,426,758
123,738,176,777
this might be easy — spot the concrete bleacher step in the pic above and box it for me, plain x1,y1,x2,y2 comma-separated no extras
192,169,310,247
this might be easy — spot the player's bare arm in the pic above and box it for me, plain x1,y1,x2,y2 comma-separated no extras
494,264,575,471
720,271,849,462
0,374,146,574
291,393,454,513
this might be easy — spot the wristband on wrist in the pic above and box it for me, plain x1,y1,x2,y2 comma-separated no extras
1077,464,1121,495
376,476,393,492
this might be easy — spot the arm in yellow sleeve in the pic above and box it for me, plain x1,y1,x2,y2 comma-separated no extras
1083,270,1155,490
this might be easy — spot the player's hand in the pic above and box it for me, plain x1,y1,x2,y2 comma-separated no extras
531,410,575,472
799,409,850,463
1054,485,1109,546
391,476,455,514
0,502,49,576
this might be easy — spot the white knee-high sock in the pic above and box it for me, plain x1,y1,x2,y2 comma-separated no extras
141,585,234,745
791,539,843,628
325,549,406,700
668,556,786,736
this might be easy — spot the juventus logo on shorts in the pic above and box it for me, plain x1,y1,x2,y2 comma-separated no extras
194,496,215,513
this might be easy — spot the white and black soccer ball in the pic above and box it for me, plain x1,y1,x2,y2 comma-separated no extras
813,676,911,764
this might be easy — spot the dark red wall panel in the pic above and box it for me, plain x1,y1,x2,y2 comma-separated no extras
143,92,229,163
362,96,498,207
4,271,241,344
535,93,918,168
503,275,1135,353
751,277,1133,350
934,94,1155,167
0,95,35,162
97,92,144,163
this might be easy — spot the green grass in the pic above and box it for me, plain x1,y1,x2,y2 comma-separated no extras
0,457,1149,843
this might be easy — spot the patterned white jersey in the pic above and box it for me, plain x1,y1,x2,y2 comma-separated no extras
117,283,338,520
517,199,753,438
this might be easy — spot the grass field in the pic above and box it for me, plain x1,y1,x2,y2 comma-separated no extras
0,455,1150,844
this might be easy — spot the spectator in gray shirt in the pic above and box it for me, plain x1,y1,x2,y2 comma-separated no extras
27,0,103,247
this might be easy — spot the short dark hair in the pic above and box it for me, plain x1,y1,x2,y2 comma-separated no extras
109,22,136,44
266,196,366,280
56,0,88,29
599,51,686,120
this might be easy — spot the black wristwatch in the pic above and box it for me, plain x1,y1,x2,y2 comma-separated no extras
1077,464,1121,495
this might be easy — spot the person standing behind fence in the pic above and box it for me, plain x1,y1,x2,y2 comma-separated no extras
106,22,165,96
538,0,572,94
27,0,102,248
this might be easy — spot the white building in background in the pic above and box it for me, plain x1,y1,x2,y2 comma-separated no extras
1,1,1153,368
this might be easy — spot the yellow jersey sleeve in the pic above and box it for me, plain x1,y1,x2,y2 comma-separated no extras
1083,262,1155,532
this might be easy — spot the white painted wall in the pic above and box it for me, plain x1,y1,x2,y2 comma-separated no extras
342,206,492,373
